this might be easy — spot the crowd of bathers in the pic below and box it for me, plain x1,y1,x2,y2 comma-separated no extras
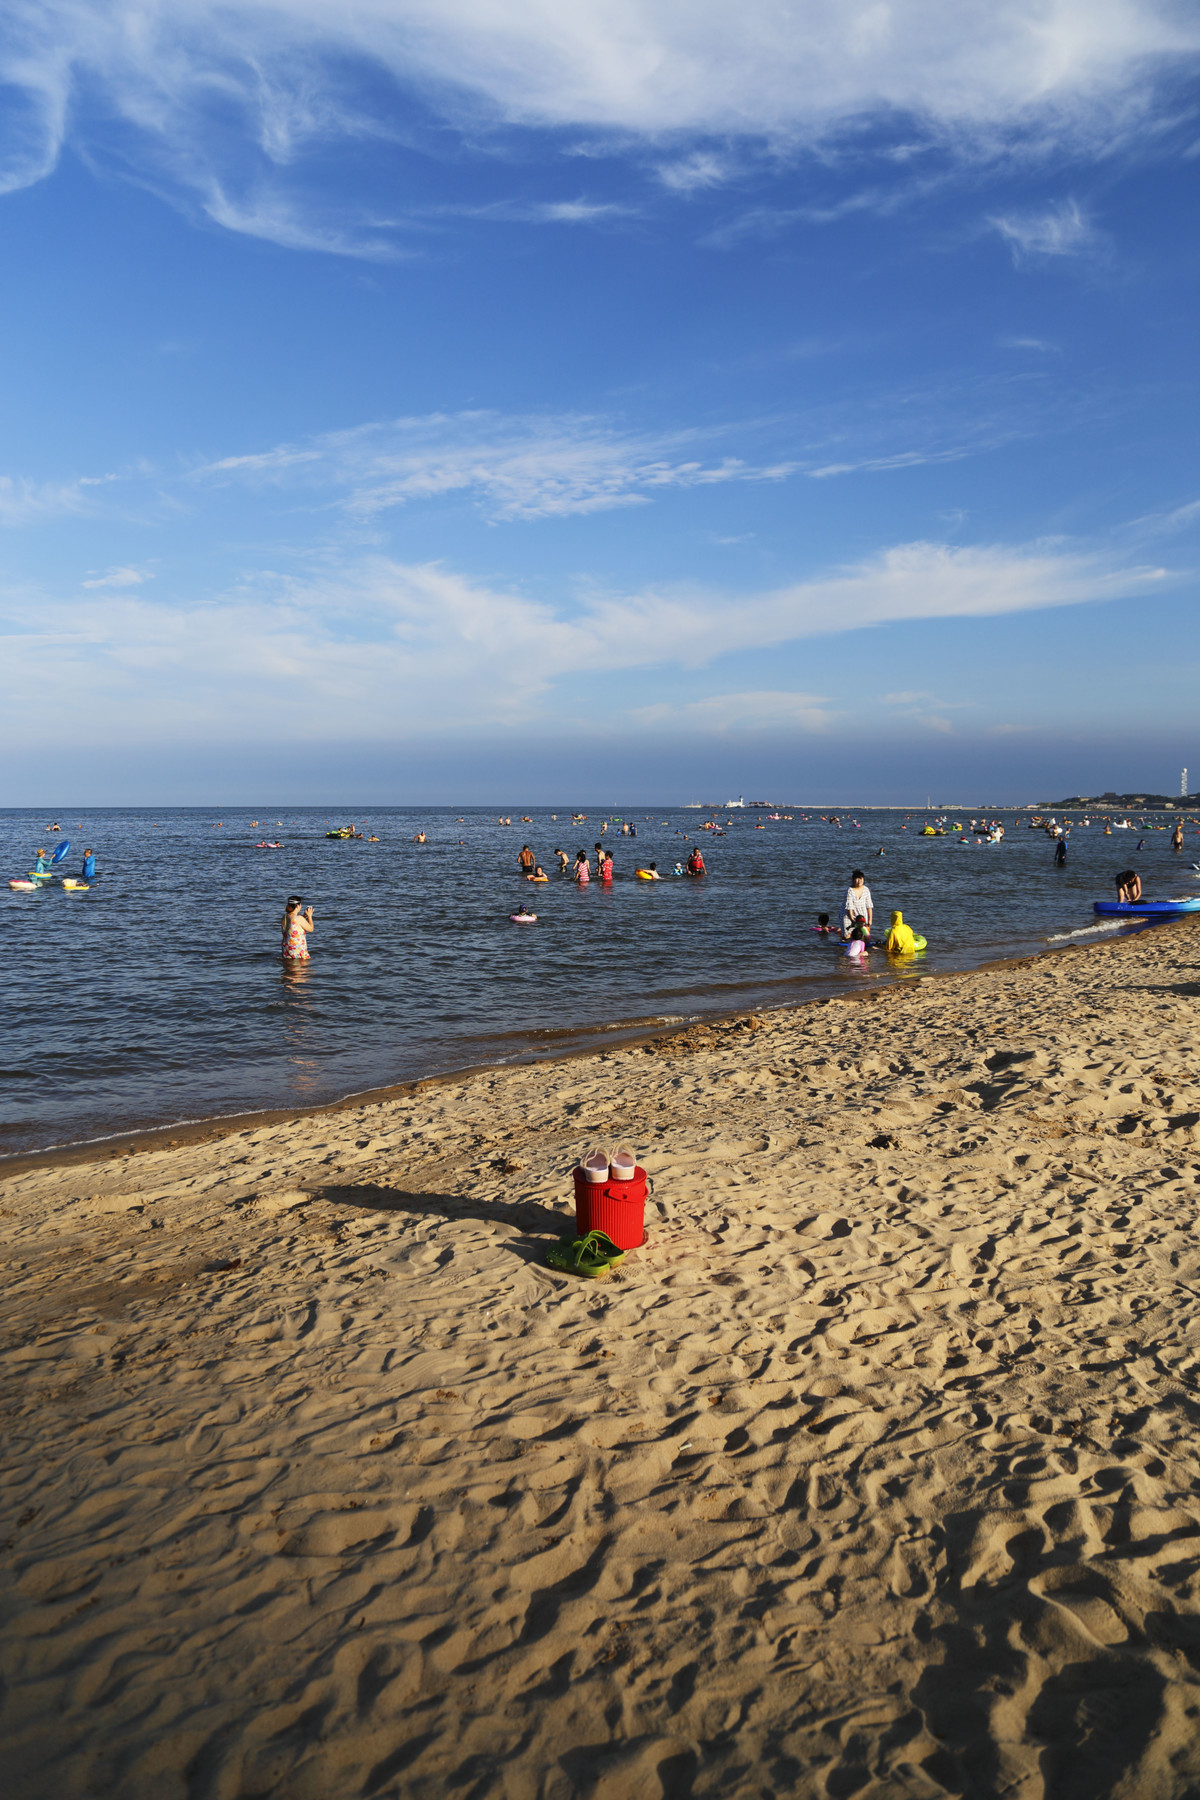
516,841,706,886
815,870,923,957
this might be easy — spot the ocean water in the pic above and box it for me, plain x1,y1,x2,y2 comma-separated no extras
3,805,1196,1156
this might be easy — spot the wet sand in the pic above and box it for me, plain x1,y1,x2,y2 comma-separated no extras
4,922,1200,1798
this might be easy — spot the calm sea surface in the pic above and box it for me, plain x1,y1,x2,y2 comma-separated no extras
3,805,1196,1156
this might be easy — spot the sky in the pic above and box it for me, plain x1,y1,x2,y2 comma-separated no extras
1,0,1198,804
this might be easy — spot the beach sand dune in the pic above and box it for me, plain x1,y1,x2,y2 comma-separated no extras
5,926,1200,1796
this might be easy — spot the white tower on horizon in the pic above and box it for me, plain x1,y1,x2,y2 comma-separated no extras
1183,767,1189,798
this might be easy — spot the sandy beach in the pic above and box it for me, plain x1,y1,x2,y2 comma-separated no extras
5,922,1200,1798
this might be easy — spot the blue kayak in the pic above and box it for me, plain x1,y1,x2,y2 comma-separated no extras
1093,899,1200,915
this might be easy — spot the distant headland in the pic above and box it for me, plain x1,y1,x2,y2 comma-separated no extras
1043,791,1198,810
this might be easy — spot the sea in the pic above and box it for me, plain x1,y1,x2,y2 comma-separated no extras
3,805,1196,1158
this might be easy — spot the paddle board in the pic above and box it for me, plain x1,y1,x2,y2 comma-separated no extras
1092,899,1200,915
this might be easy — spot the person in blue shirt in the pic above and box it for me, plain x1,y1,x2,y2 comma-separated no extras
81,848,97,880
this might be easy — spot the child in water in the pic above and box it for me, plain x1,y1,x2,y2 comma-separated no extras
814,912,835,935
281,897,314,961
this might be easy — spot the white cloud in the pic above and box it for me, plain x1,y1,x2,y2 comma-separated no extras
0,537,1171,743
998,334,1061,350
494,198,633,223
989,197,1098,258
656,152,735,193
81,565,154,589
2,3,1196,249
194,411,800,521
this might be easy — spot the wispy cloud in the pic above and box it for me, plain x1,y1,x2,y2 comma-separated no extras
471,197,635,224
807,449,968,480
1,4,1196,251
989,198,1099,261
81,566,154,589
656,152,735,194
201,183,412,260
0,393,1082,541
0,537,1170,742
194,412,801,522
0,474,108,527
883,690,970,708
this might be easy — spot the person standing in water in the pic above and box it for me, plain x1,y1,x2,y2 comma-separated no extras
573,850,590,885
518,843,536,875
1054,836,1067,866
281,896,314,960
1173,821,1184,852
81,847,97,880
842,870,873,939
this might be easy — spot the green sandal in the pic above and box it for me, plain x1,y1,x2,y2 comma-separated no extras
545,1230,626,1278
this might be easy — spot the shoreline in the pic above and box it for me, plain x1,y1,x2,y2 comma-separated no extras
0,916,1160,1180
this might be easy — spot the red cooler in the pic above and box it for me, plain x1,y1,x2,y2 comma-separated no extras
573,1165,647,1249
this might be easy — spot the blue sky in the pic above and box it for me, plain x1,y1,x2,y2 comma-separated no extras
1,0,1198,803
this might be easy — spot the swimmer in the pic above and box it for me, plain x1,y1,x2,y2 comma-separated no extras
637,862,661,880
814,912,835,935
281,896,314,962
528,865,549,882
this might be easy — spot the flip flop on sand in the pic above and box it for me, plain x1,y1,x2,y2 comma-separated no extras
545,1230,626,1278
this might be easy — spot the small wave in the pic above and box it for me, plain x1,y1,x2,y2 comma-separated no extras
1046,920,1126,942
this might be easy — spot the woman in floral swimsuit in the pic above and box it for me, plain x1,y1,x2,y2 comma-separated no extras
281,896,314,960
